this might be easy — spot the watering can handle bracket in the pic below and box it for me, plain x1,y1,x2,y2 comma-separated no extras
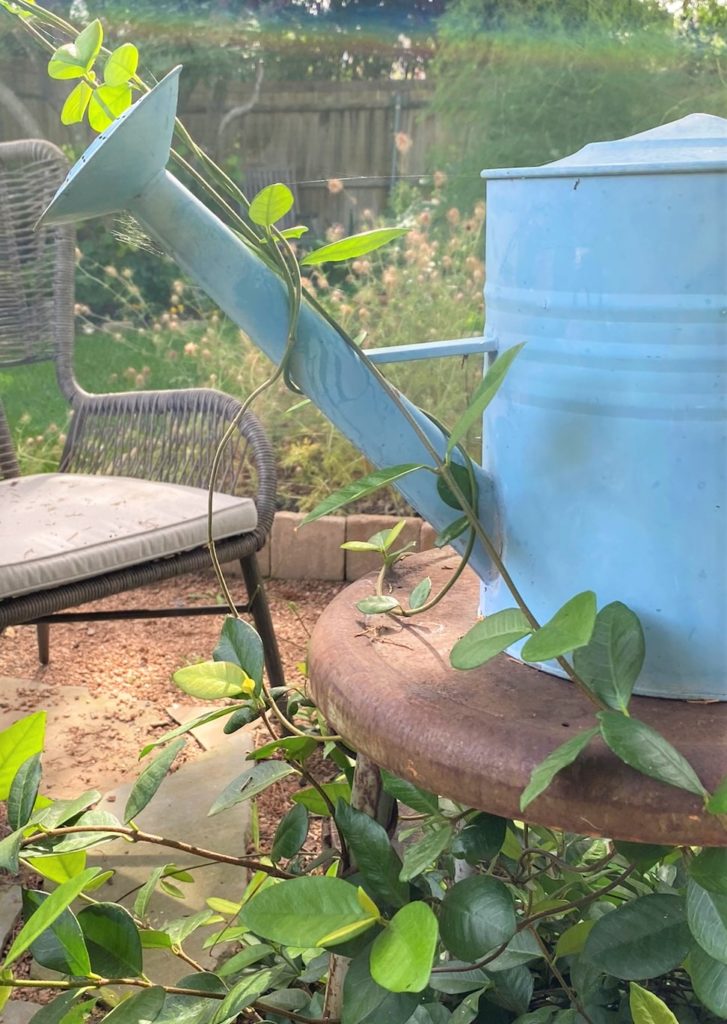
366,335,497,365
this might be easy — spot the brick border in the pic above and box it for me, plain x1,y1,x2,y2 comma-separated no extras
224,512,442,582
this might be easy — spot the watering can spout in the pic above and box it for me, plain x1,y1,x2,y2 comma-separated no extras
41,68,180,226
41,67,500,577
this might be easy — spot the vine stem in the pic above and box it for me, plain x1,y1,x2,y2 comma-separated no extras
19,825,293,879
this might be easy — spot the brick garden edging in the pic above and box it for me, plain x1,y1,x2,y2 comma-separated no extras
224,512,440,583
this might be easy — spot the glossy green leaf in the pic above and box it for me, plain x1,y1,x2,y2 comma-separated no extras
22,889,90,976
103,42,138,85
29,789,101,829
301,227,407,265
689,847,727,896
520,727,599,811
239,876,378,947
447,343,525,453
216,943,274,976
249,736,317,761
154,972,225,1024
165,910,215,947
272,803,309,862
613,841,672,872
140,930,173,949
48,19,103,79
707,773,727,814
209,761,295,816
436,462,476,512
124,738,185,822
686,878,727,963
0,828,23,874
101,986,165,1024
356,595,401,615
0,712,45,799
489,964,533,1015
7,753,41,830
249,183,294,228
336,801,408,907
78,903,142,976
26,852,89,886
222,705,257,734
598,711,707,797
4,867,100,968
435,515,469,548
400,824,454,882
689,944,727,1017
212,967,285,1024
140,709,237,758
173,660,255,701
342,942,419,1024
302,465,425,524
451,609,532,670
214,616,264,688
521,591,597,663
451,813,507,866
279,225,308,239
439,875,516,961
555,920,595,958
381,771,439,815
408,577,432,610
583,893,691,979
60,81,92,125
370,902,438,993
50,810,122,852
27,992,83,1024
572,601,645,712
628,982,679,1024
292,780,351,815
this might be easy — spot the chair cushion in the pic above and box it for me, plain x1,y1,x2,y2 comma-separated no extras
0,473,258,600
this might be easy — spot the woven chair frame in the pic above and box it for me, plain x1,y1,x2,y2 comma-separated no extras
0,139,283,682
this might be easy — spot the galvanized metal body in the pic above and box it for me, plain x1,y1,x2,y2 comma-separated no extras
481,116,727,698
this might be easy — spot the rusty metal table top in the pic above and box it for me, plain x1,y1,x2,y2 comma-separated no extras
308,551,727,846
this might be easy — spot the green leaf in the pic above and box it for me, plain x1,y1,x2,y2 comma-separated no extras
399,825,454,882
26,992,84,1024
521,591,597,663
50,810,122,853
520,728,599,811
140,709,237,757
88,83,133,131
439,876,516,961
302,465,425,524
613,841,672,872
279,225,308,239
78,903,142,976
249,736,317,761
451,609,532,670
23,852,87,887
707,774,727,814
342,541,380,552
629,982,679,1024
101,986,165,1024
0,712,45,799
301,227,407,265
688,944,727,1017
370,902,437,993
572,602,645,712
154,972,225,1024
61,81,92,125
212,967,285,1024
686,878,727,964
447,343,525,453
356,596,401,615
342,943,419,1024
140,930,173,949
48,19,103,79
8,753,41,830
166,910,215,946
292,780,351,816
214,617,264,689
216,943,274,976
103,42,138,85
335,802,408,908
173,660,255,700
598,711,707,798
689,848,727,896
583,893,691,979
0,827,23,874
555,921,595,958
436,462,475,512
239,876,379,947
435,515,469,547
3,867,100,968
22,889,91,976
28,790,101,830
249,183,294,228
381,771,439,815
409,577,432,610
451,813,506,865
209,761,295,816
272,804,309,862
124,738,185,823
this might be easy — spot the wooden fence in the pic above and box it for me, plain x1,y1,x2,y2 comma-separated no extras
0,54,438,231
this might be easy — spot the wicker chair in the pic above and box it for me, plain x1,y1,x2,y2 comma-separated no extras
0,138,284,685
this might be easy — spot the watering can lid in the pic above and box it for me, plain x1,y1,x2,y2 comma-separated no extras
481,112,727,180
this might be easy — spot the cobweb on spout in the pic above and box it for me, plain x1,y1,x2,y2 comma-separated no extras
112,213,165,258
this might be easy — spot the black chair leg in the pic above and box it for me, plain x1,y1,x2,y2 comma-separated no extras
240,553,285,690
36,623,50,665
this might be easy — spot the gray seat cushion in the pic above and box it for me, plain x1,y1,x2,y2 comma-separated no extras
0,473,257,599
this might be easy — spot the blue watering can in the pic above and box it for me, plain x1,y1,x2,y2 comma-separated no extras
42,67,727,700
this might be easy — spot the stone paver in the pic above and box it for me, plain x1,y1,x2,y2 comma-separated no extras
0,886,21,954
270,511,345,581
1,1001,37,1024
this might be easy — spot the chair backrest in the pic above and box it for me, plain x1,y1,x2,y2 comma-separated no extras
0,140,76,399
